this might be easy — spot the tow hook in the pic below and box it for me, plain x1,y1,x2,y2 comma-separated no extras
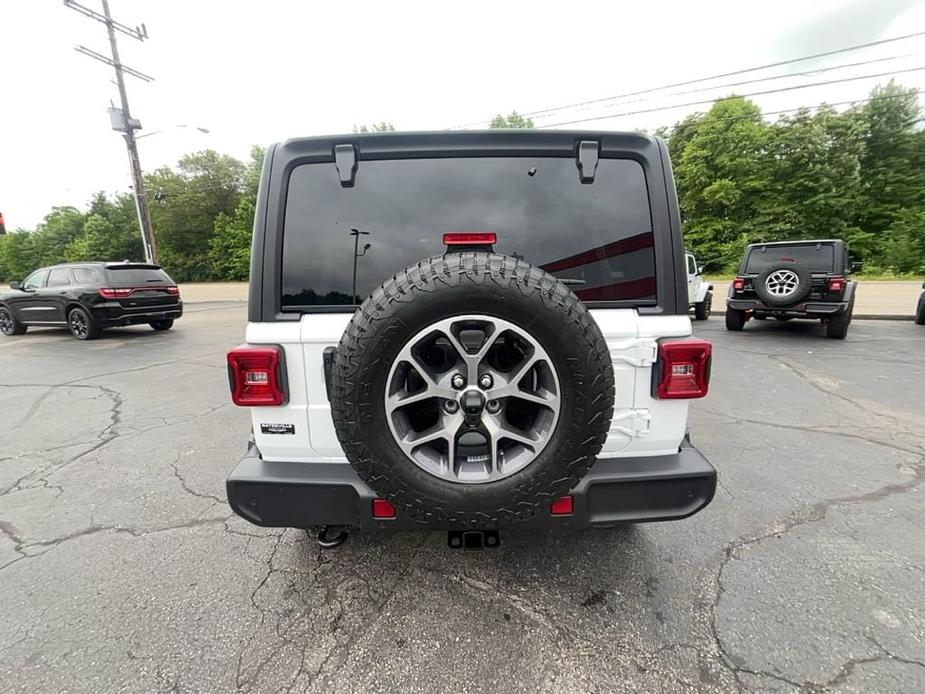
447,529,500,549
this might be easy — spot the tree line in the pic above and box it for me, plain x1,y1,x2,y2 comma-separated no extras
1,83,923,283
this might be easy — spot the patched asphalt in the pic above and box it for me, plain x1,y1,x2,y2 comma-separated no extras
1,305,923,693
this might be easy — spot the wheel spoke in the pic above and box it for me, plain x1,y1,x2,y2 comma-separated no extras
507,388,557,407
443,325,494,385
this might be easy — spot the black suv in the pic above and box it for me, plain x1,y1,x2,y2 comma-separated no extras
725,240,857,339
0,262,182,340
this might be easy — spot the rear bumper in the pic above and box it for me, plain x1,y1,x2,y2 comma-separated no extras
92,301,183,326
226,440,717,530
727,298,847,316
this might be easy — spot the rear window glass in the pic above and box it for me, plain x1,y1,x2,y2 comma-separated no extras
47,269,71,287
105,267,172,286
281,157,654,308
73,268,101,284
745,245,835,273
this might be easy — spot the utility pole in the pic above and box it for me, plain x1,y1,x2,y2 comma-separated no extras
65,0,158,264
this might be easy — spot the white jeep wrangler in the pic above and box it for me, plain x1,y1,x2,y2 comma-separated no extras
225,131,715,547
686,252,713,321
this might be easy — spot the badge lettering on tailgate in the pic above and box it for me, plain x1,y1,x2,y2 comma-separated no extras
261,423,295,435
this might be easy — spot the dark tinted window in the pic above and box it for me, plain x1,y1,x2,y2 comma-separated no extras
745,245,836,273
105,267,173,286
47,269,71,287
73,268,101,284
282,157,654,308
23,269,47,291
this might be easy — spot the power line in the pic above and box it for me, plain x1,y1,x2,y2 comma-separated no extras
540,51,922,120
537,64,925,128
451,28,925,128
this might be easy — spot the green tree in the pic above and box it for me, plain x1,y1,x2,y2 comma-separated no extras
208,197,255,281
32,207,85,267
674,97,771,269
0,231,37,281
760,106,864,243
880,208,925,273
856,82,925,241
490,111,534,129
353,122,396,133
146,150,246,281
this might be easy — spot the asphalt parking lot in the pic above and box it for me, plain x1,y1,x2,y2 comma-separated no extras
1,304,923,693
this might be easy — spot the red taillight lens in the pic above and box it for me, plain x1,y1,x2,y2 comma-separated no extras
654,338,712,399
732,277,745,292
550,495,574,516
227,346,286,406
166,286,180,296
372,499,397,519
443,232,497,245
98,287,133,299
828,276,845,292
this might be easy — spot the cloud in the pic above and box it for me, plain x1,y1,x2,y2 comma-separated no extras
779,0,921,59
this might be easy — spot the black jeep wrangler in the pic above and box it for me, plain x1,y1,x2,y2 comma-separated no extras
725,240,857,339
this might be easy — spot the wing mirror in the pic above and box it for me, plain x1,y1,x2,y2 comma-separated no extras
9,281,22,291
849,262,863,274
698,266,705,275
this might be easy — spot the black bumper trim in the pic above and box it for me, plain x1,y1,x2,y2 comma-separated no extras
226,441,717,530
727,299,847,315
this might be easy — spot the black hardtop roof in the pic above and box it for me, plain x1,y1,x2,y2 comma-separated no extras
280,129,656,150
46,262,162,270
745,239,845,249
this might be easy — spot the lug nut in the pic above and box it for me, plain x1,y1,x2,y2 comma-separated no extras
478,374,494,389
443,400,459,414
451,374,466,389
486,399,501,414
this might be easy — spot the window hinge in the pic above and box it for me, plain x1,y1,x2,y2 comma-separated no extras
334,143,358,187
576,140,600,184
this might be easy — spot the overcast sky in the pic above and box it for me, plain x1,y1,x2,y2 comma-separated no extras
2,0,925,230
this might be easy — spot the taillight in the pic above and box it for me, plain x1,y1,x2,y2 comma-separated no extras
654,338,712,399
98,287,133,299
443,232,497,245
828,276,845,292
166,286,180,296
732,277,745,292
227,346,286,406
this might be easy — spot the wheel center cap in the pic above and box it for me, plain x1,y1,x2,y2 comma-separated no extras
461,390,485,427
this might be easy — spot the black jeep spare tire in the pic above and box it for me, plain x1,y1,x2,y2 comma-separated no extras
330,252,615,527
754,264,813,306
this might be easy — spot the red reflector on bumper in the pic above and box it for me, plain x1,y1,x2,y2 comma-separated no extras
550,495,573,516
372,499,396,519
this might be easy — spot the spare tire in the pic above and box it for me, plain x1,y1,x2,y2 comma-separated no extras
330,252,615,528
754,264,812,306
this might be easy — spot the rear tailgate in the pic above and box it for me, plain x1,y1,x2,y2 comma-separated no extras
246,309,694,463
103,265,181,312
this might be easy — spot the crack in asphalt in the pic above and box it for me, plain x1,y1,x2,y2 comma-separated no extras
171,457,226,505
706,456,925,691
0,515,232,574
